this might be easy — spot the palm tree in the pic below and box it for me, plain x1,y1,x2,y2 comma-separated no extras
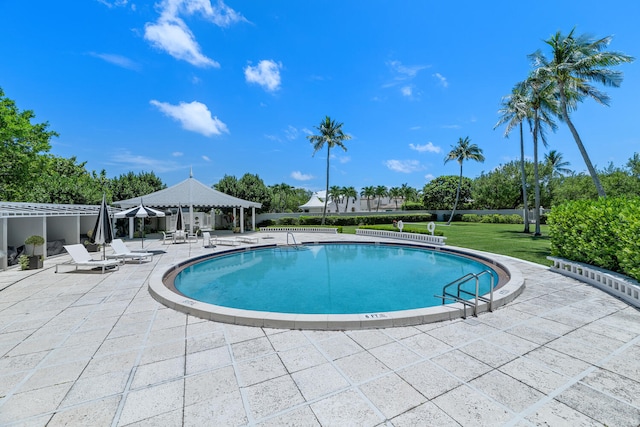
307,116,351,224
529,29,634,197
545,150,571,177
328,185,342,213
444,137,485,225
388,187,402,210
360,186,375,211
495,82,532,233
374,185,388,212
523,74,558,235
342,186,357,212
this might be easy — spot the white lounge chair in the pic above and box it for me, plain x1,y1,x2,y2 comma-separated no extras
236,235,259,244
56,244,120,274
214,237,241,246
107,239,153,264
202,232,217,248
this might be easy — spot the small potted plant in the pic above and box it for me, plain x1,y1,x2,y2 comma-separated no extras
24,235,45,269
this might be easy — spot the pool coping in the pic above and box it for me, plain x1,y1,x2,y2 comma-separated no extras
148,241,525,330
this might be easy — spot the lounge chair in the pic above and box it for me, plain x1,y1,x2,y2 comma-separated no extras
214,237,241,246
107,239,153,264
161,231,173,244
202,232,217,248
56,244,120,274
236,235,259,244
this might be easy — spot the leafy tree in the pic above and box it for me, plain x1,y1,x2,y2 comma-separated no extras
444,137,485,224
360,186,375,211
214,174,239,196
0,88,58,201
110,171,166,202
374,185,388,211
626,152,640,179
529,28,634,197
237,173,271,213
473,162,525,209
423,176,473,211
307,116,351,225
29,156,108,204
270,183,294,212
342,186,357,212
495,82,532,231
328,185,343,212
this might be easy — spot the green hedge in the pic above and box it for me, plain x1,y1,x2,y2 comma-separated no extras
257,213,436,228
461,214,524,224
548,197,640,281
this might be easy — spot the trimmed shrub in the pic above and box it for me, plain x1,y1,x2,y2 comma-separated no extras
548,197,640,279
462,214,482,222
401,201,425,210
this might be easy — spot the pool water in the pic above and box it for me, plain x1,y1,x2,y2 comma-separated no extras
174,243,498,315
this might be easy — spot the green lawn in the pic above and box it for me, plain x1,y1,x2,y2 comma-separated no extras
342,222,551,265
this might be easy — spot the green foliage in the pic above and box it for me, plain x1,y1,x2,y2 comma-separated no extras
110,171,166,202
401,201,424,210
423,176,473,210
19,255,29,270
277,213,436,227
215,173,271,213
0,87,58,201
24,235,45,256
548,197,640,279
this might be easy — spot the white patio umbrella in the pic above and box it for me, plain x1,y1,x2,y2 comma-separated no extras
114,200,165,248
90,193,114,260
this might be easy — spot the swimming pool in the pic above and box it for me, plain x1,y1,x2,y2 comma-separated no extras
173,243,497,314
150,239,523,329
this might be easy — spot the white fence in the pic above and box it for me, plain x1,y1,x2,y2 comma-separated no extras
356,229,446,246
260,227,338,234
548,256,640,308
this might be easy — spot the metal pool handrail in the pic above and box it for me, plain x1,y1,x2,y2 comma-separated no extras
435,269,495,317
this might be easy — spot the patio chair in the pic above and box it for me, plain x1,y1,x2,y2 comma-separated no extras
107,239,153,264
202,232,217,248
56,244,120,274
161,231,173,244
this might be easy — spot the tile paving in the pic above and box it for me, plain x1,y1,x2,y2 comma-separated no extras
1,232,639,426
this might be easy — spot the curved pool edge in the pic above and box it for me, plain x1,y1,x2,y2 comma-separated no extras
148,243,526,330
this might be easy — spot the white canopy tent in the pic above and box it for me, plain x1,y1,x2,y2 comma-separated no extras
114,174,262,234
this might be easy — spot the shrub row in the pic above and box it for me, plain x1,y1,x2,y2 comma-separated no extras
461,214,524,224
548,197,640,281
257,213,436,228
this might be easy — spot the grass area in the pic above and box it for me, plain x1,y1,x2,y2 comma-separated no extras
342,222,551,265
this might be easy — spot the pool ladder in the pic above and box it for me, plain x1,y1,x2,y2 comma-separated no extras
285,232,303,250
435,270,494,318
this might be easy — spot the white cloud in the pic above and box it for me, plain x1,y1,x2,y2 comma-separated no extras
109,150,181,173
409,142,442,153
384,159,425,173
291,171,313,181
202,155,211,161
387,60,429,78
401,86,412,97
338,156,351,164
424,173,435,181
442,124,461,129
172,151,184,157
264,134,280,141
89,52,140,70
284,125,298,140
144,19,219,67
245,60,282,92
410,126,421,130
150,100,228,136
433,72,448,88
144,0,247,67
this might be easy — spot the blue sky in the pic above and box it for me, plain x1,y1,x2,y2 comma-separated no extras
1,1,638,192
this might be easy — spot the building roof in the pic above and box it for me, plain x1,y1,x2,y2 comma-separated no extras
114,177,262,209
300,194,334,209
0,202,115,218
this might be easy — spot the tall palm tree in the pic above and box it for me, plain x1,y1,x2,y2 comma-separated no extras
524,74,558,235
388,187,402,210
360,186,375,211
307,116,351,224
374,185,388,212
444,137,485,225
529,29,634,197
495,82,532,233
342,186,357,212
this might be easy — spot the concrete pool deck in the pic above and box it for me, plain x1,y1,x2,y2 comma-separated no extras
1,232,639,426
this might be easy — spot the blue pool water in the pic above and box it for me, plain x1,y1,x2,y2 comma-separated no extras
174,243,498,315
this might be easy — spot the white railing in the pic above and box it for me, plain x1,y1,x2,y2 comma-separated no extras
548,256,640,308
260,227,338,234
356,229,446,246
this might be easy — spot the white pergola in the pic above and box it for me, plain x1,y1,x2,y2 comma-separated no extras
114,175,262,235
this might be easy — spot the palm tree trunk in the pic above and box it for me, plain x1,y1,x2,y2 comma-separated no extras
446,163,463,225
519,122,530,233
322,146,330,225
559,84,606,197
533,113,541,236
